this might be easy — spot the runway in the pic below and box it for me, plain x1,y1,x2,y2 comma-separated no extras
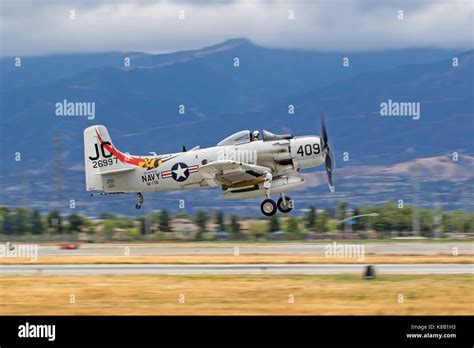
31,242,474,256
1,263,472,275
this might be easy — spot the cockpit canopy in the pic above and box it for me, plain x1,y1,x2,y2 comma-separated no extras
217,130,294,146
217,130,251,146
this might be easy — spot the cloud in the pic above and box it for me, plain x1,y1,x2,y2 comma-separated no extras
1,0,472,57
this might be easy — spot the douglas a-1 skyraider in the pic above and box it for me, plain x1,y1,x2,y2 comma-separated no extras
84,116,335,216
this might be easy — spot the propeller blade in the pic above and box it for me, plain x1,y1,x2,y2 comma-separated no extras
326,149,335,192
320,112,335,192
320,112,328,148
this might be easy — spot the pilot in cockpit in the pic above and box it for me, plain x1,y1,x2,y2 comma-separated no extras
251,130,260,141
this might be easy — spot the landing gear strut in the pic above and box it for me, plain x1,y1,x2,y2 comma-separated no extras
135,193,143,209
277,194,293,213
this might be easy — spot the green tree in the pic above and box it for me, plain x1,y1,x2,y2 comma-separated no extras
194,211,208,236
465,213,474,232
419,208,435,236
372,202,398,234
68,213,84,233
149,212,162,226
30,210,43,235
2,210,16,235
248,221,267,240
305,206,316,230
325,207,336,219
47,210,62,234
0,207,5,234
228,214,241,237
15,208,30,235
268,215,280,232
397,205,413,232
285,216,300,233
101,217,135,238
215,211,226,231
336,201,348,232
446,211,467,232
357,205,380,232
137,216,147,235
159,210,171,232
352,208,362,231
99,212,116,220
315,210,328,233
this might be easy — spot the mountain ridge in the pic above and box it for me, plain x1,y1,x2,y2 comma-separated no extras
0,39,472,214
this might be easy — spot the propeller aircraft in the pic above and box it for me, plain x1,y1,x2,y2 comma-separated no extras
84,115,335,216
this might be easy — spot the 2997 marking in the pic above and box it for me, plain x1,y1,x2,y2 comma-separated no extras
92,157,118,168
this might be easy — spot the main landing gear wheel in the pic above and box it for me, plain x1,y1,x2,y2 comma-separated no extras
135,193,143,209
277,196,293,213
261,199,277,216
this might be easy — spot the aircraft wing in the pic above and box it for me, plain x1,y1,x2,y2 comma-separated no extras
199,160,272,188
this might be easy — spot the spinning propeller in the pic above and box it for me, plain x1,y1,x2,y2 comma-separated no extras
320,113,335,192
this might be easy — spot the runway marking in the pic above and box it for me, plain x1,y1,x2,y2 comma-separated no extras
1,264,472,275
31,242,474,256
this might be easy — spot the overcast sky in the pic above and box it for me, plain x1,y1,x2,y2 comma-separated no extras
1,0,473,57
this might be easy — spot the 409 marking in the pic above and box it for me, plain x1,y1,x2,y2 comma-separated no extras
297,143,320,156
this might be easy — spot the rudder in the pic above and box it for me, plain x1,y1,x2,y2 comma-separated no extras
83,125,132,191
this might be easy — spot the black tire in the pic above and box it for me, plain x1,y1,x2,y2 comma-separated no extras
260,199,277,216
135,204,141,210
277,196,293,213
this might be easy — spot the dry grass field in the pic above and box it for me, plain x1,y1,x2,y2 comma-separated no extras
1,274,472,315
0,253,471,265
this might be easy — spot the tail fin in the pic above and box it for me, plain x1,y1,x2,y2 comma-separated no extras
84,125,133,191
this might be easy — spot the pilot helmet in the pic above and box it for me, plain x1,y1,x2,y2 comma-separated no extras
252,130,260,140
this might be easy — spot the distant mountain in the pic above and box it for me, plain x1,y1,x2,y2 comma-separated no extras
377,155,474,179
280,49,474,165
0,38,457,90
302,155,474,187
0,39,472,215
297,154,473,214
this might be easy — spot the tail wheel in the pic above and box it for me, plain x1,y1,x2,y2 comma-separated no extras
277,196,293,213
261,199,277,216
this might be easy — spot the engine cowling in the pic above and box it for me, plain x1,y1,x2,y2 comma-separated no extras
290,136,324,170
